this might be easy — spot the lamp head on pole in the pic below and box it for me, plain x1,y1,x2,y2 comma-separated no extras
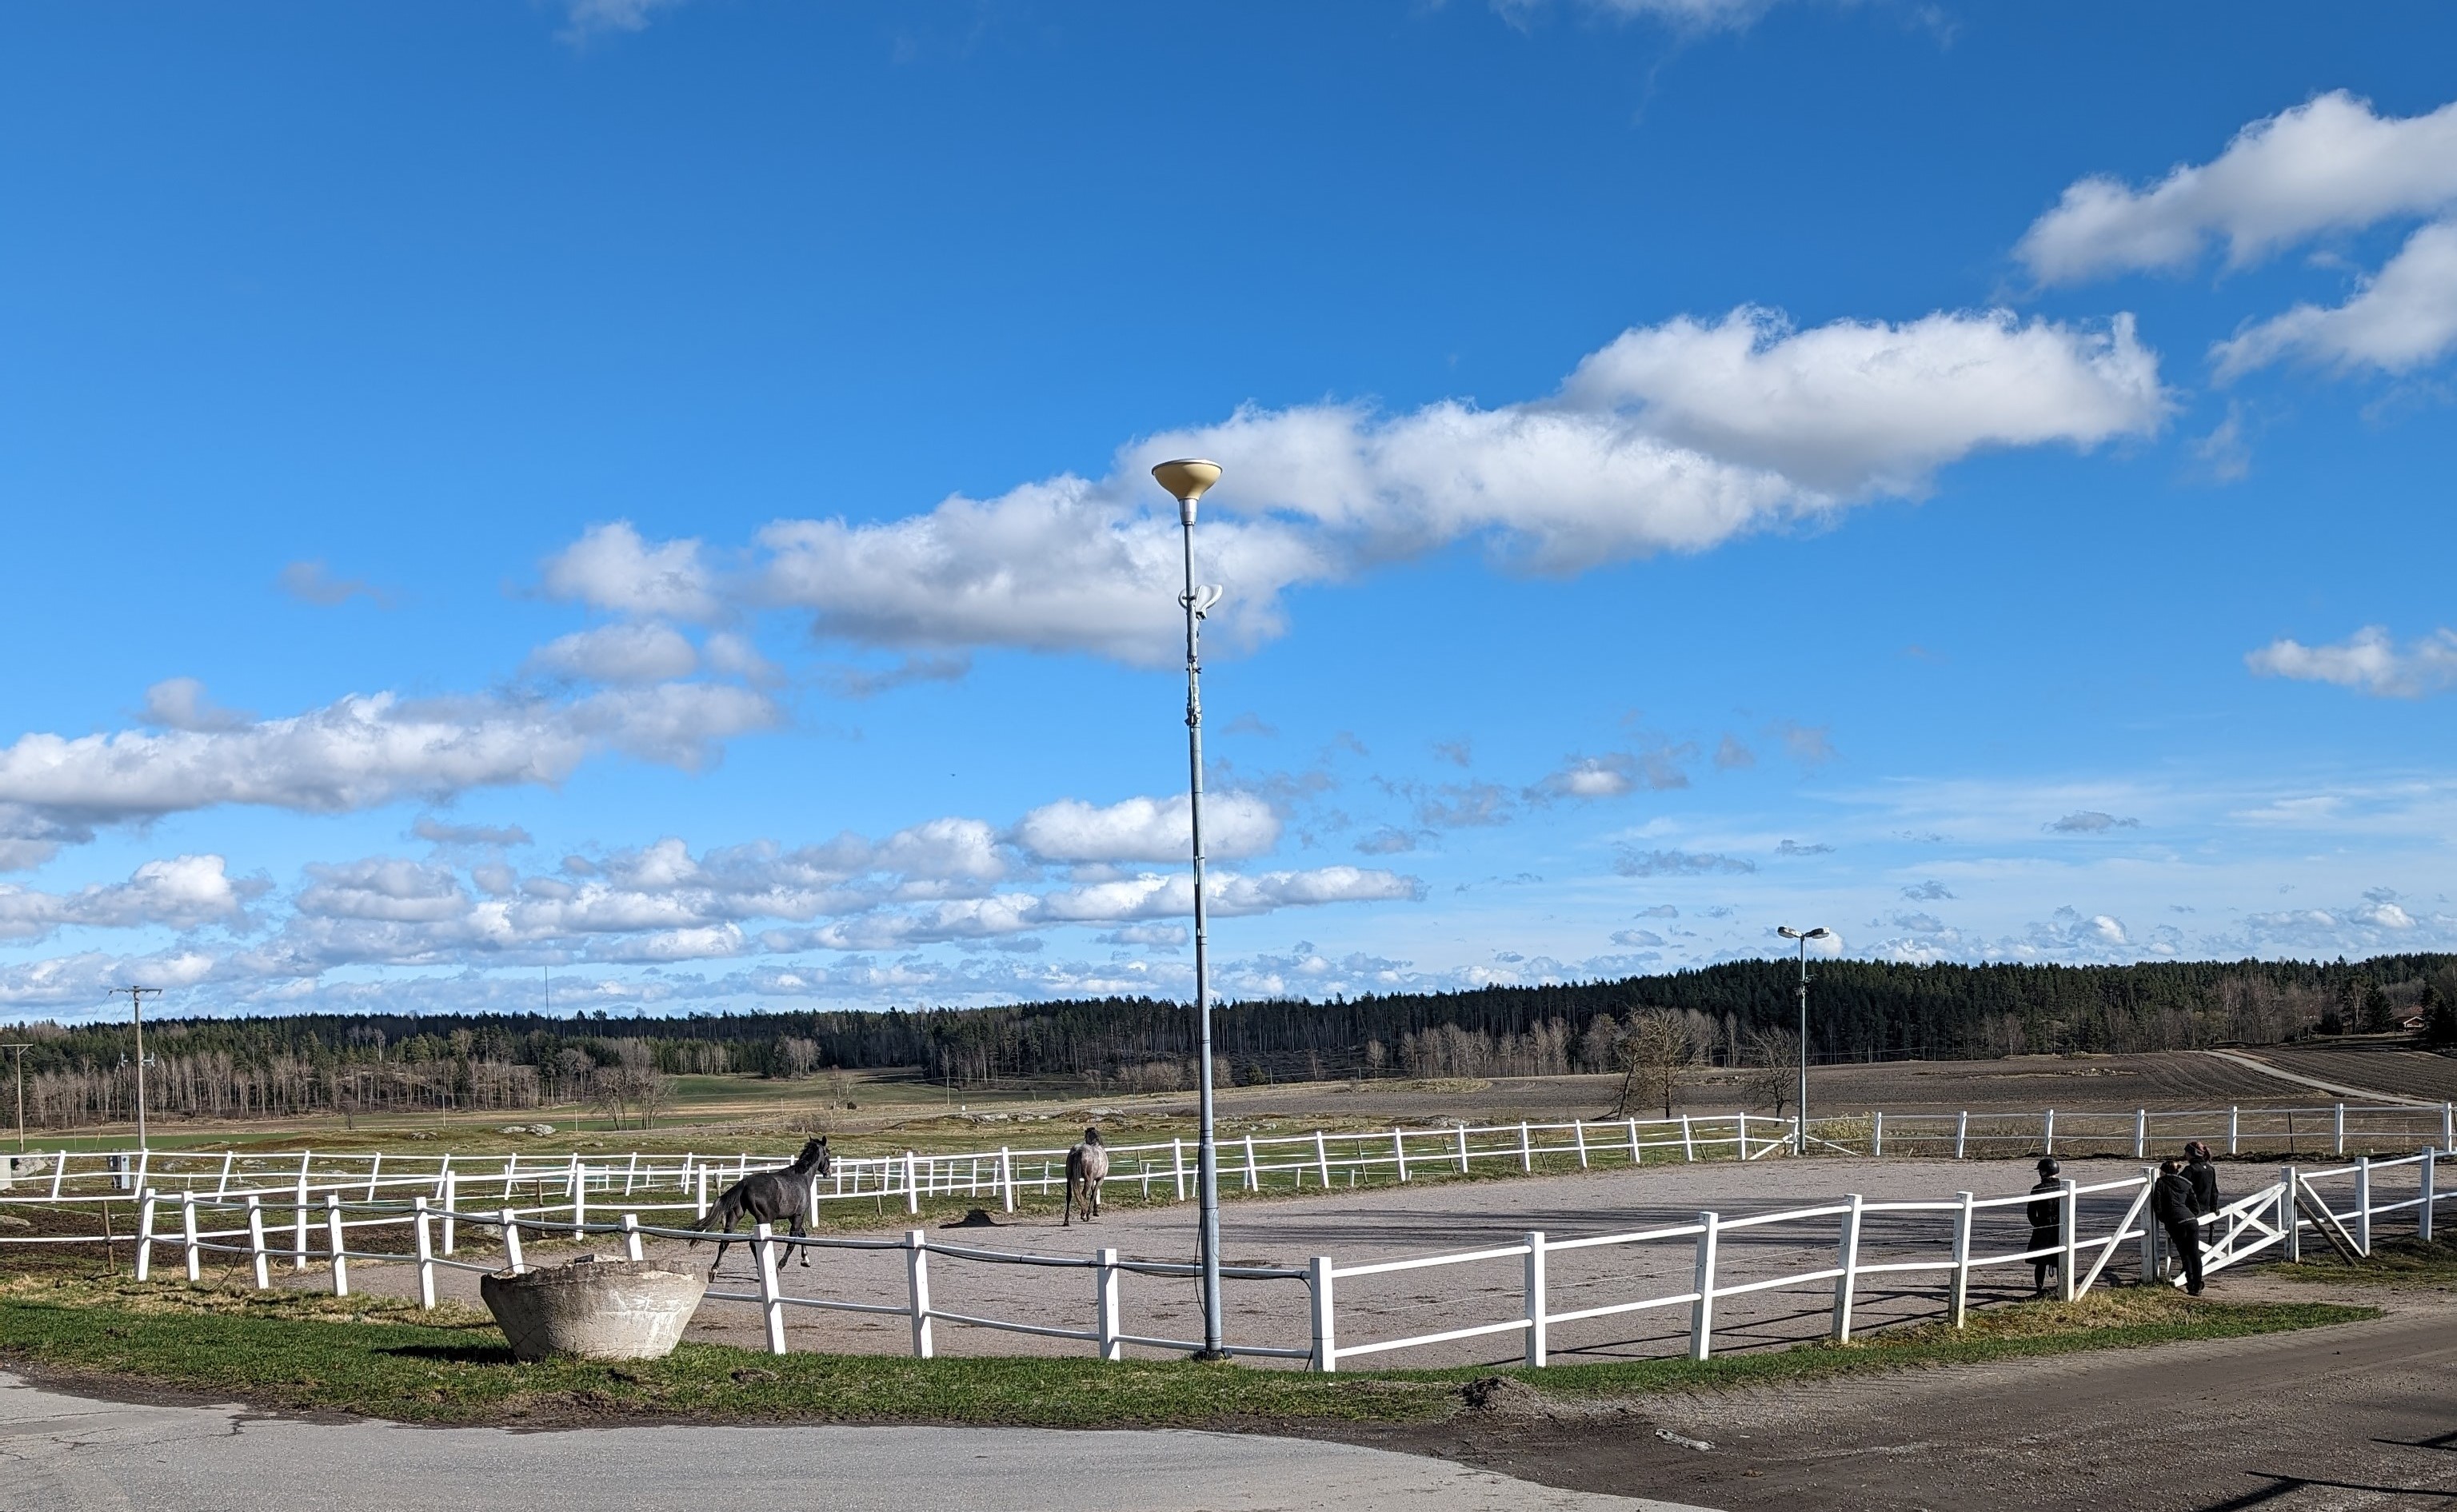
1151,458,1223,525
1776,926,1832,941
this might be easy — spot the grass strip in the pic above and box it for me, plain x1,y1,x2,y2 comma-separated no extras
2272,1236,2457,1289
0,1272,2374,1430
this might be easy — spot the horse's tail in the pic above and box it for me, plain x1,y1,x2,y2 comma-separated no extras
1063,1147,1082,1224
689,1184,745,1239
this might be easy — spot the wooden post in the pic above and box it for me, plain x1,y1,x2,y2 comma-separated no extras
2422,1147,2436,1245
413,1198,437,1309
134,1190,157,1281
1096,1247,1122,1362
1688,1211,1720,1361
1949,1191,1974,1327
755,1222,787,1355
2279,1166,2299,1263
1523,1231,1548,1368
1308,1255,1336,1374
246,1195,270,1290
2058,1179,2079,1302
1831,1194,1864,1342
905,1228,933,1359
326,1194,350,1298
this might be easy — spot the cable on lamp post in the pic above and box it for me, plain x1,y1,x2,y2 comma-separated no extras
1152,457,1228,1361
106,986,161,1153
1775,928,1829,1155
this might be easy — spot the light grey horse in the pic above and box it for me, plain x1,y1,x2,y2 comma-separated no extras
1063,1127,1108,1226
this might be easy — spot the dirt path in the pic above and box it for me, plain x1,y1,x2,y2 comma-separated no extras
1332,1283,2457,1511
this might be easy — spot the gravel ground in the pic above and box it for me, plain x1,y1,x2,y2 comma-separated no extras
240,1152,2365,1369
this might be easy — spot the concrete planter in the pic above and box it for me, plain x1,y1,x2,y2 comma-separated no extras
479,1255,708,1362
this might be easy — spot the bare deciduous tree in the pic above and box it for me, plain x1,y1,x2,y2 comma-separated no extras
1612,1009,1696,1119
1739,1026,1802,1119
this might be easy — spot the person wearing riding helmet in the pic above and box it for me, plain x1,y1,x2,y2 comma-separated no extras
2025,1157,2064,1295
2152,1156,2207,1295
2183,1141,2219,1218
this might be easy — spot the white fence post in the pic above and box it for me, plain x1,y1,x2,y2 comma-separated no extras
1244,1135,1259,1192
621,1211,644,1262
1456,1126,1471,1174
1523,1231,1548,1368
2334,1103,2346,1158
2044,1108,2055,1156
365,1153,382,1203
2443,1102,2453,1150
214,1151,234,1201
1394,1130,1410,1183
180,1191,202,1283
326,1194,349,1298
1173,1139,1187,1202
1954,1110,1968,1160
1681,1116,1696,1163
754,1222,787,1355
2422,1147,2436,1245
2134,1109,2147,1159
1736,1114,1748,1159
292,1164,310,1271
2355,1157,2372,1256
1571,1121,1590,1169
1949,1191,1974,1327
2141,1165,2161,1283
1831,1194,1864,1342
1000,1147,1016,1213
573,1165,588,1239
696,1163,711,1220
134,1190,157,1280
1308,1255,1337,1374
1314,1131,1332,1190
2058,1179,2079,1302
1870,1112,1883,1159
1626,1119,1641,1166
1688,1211,1720,1361
441,1172,458,1256
1519,1121,1533,1173
2279,1166,2299,1264
2227,1106,2240,1157
240,1195,269,1290
413,1198,437,1309
501,1209,526,1274
1096,1247,1122,1362
905,1151,921,1216
905,1228,934,1359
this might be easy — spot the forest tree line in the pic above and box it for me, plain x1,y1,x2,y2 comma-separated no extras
2,954,2452,1128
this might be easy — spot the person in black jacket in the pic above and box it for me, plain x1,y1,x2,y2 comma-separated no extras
2152,1157,2205,1295
2183,1141,2219,1219
2026,1157,2064,1295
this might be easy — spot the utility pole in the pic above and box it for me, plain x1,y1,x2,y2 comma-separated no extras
2,1043,29,1153
1776,928,1828,1155
106,987,160,1151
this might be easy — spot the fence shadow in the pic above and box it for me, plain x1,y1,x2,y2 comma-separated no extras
379,1342,517,1365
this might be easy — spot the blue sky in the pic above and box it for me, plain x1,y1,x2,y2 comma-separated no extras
4,1,2455,1023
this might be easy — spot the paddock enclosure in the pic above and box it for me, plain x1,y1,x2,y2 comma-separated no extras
12,1092,2451,1374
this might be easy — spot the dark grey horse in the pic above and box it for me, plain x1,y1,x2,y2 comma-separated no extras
693,1137,833,1273
1063,1127,1107,1227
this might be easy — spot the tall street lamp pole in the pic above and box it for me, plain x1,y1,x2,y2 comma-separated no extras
2,1043,29,1154
1776,928,1828,1155
1152,457,1228,1360
107,986,160,1151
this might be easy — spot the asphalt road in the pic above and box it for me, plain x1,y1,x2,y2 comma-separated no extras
0,1373,1712,1512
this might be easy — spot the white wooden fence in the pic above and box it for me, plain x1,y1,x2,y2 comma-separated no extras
117,1144,2449,1371
11,1099,2452,1251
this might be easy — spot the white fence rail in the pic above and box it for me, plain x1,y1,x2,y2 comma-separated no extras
110,1144,2452,1372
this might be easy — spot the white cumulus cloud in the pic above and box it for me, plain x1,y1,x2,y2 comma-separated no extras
526,623,701,684
2019,91,2457,282
541,521,718,621
2247,626,2457,698
1013,792,1280,864
2214,219,2457,378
